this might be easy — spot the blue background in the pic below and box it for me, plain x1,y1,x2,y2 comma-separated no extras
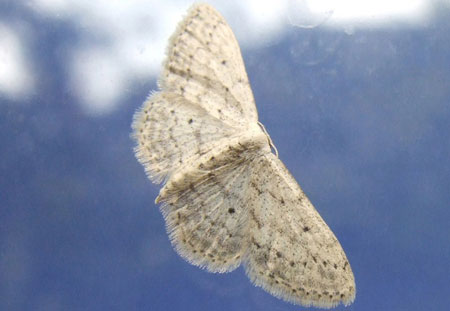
1,1,450,310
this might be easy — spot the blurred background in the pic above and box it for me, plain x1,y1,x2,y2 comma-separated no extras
1,0,450,310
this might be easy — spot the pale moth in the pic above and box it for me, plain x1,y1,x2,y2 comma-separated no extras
132,3,355,308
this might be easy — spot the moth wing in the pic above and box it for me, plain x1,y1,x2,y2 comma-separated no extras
244,153,356,308
160,3,258,128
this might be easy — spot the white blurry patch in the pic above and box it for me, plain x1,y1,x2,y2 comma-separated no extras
70,47,125,115
31,0,188,115
287,0,335,28
229,0,289,45
29,0,71,14
0,24,34,100
22,0,444,115
302,0,432,27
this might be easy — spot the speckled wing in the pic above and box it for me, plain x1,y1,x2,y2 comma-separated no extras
155,132,269,273
132,2,356,309
159,3,258,128
133,3,259,182
132,92,237,182
244,153,356,308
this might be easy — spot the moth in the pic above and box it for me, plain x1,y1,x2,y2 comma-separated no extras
132,3,355,308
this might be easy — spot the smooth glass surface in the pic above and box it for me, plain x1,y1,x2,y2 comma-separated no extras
1,1,449,310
